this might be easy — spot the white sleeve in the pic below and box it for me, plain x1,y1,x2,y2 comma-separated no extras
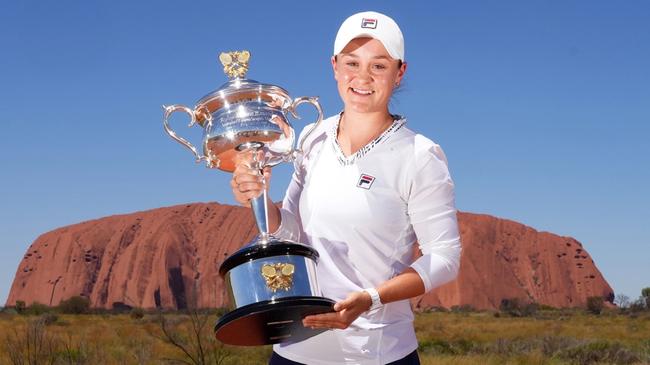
408,141,462,292
272,165,304,242
271,124,316,242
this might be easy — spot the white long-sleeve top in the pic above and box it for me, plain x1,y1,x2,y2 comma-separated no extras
273,114,461,365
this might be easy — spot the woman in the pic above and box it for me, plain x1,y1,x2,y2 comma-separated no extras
231,11,461,365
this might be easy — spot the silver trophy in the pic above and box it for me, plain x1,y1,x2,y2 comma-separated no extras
163,51,334,346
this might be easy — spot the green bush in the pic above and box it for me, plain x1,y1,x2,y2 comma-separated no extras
499,298,538,317
419,338,477,355
642,287,650,309
58,296,91,314
40,312,59,326
559,341,641,365
3,317,60,364
540,336,580,357
629,297,646,313
586,296,604,315
212,307,229,318
25,302,51,315
538,304,558,311
130,307,145,320
15,300,26,314
450,304,476,313
2,307,18,315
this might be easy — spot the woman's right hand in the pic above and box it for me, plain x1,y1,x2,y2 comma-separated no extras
230,150,272,207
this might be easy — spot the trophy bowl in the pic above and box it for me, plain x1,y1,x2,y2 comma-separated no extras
163,51,335,346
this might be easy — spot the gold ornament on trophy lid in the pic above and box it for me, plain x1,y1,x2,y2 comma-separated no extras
219,50,251,79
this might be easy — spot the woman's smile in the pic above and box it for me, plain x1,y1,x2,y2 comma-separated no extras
350,87,374,95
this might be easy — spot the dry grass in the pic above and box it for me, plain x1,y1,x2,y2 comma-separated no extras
0,309,648,364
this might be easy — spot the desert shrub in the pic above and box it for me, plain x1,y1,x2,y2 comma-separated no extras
586,296,604,315
56,337,90,364
15,300,26,314
130,307,145,320
40,313,59,326
499,298,538,317
629,297,647,313
2,307,18,315
430,306,449,313
25,302,52,316
419,338,477,355
522,302,539,316
615,294,631,311
58,296,90,314
151,311,231,365
539,336,581,357
213,307,229,317
2,317,60,364
418,305,448,313
450,304,475,313
500,298,521,316
489,337,552,357
559,341,641,365
126,338,154,364
481,336,644,364
637,288,650,311
538,304,557,311
641,339,650,360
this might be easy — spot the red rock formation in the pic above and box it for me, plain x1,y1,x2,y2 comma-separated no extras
6,203,613,310
414,213,613,310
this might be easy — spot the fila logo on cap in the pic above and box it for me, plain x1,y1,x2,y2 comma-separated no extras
361,18,377,29
357,174,376,189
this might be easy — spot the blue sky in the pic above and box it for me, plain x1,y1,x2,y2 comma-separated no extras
1,0,648,306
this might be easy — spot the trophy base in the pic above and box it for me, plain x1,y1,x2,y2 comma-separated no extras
214,296,335,346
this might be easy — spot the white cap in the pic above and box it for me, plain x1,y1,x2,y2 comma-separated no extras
333,11,404,61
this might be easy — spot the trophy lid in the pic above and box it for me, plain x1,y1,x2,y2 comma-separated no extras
193,51,292,126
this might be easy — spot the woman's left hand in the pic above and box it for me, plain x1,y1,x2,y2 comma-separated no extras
302,291,372,330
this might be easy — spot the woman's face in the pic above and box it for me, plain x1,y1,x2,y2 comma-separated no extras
332,37,406,114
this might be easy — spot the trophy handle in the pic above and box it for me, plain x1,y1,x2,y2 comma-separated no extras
287,97,324,154
162,104,209,165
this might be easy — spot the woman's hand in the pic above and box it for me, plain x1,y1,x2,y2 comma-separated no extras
230,150,272,207
302,291,372,330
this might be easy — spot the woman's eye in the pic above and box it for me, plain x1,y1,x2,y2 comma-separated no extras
373,64,387,70
346,62,358,67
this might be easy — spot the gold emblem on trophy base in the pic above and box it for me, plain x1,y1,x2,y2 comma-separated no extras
261,263,295,292
219,50,251,79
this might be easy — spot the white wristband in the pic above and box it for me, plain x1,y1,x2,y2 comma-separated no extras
363,287,383,314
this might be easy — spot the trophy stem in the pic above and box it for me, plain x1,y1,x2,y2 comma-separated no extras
251,189,270,244
239,142,271,245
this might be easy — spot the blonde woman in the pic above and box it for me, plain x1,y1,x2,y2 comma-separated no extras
232,11,461,365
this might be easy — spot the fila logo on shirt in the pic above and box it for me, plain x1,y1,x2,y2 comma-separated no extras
361,18,377,29
357,174,376,189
